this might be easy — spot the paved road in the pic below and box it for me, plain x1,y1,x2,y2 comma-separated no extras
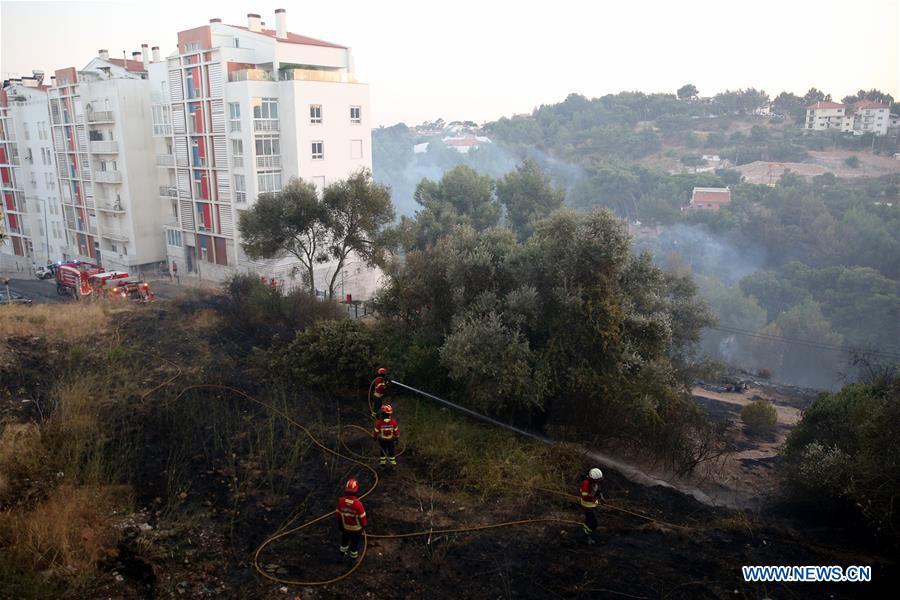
0,273,200,304
1,275,66,304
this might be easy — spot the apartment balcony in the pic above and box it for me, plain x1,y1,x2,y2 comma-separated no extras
232,156,244,168
229,69,274,82
230,121,241,133
159,185,177,198
93,170,122,184
101,229,129,242
0,154,20,165
90,140,118,154
87,111,114,123
256,155,281,169
157,154,175,167
253,119,279,132
96,202,126,214
279,68,359,84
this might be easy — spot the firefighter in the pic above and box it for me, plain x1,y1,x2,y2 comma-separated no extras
372,404,400,466
579,468,605,545
336,478,368,559
370,367,390,416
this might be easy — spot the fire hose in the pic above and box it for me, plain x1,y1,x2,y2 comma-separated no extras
154,379,689,587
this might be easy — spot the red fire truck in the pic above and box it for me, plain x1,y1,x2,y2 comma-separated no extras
55,261,105,299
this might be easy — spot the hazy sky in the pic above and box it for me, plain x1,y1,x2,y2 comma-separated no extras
2,0,898,126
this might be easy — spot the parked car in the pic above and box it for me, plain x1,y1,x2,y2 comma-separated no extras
34,265,55,279
0,290,33,305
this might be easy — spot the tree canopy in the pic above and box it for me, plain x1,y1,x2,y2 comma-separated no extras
238,170,394,297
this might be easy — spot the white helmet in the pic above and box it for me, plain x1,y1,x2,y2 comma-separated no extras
589,468,603,480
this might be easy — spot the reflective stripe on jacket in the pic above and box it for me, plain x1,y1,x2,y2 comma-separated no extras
336,495,368,531
373,417,399,441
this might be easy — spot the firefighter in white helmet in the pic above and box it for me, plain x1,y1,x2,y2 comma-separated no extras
579,468,605,544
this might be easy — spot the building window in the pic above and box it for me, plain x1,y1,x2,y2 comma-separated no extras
185,41,200,52
255,136,280,169
257,172,282,193
310,104,322,124
152,105,172,136
232,139,243,167
253,98,278,119
350,139,363,159
228,102,241,132
234,174,246,203
167,229,183,247
350,106,361,124
23,123,30,140
311,141,324,160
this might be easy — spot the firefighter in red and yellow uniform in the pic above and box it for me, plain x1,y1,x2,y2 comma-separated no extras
372,404,400,466
579,468,605,545
336,478,368,559
370,367,389,416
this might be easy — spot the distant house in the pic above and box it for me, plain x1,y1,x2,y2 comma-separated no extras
442,134,491,154
851,100,891,136
688,187,732,211
413,142,430,154
804,101,853,132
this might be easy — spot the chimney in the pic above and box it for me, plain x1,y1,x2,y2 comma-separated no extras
32,70,45,85
99,49,109,60
141,44,150,69
132,51,142,65
209,18,221,23
152,46,160,62
275,8,286,39
247,13,262,32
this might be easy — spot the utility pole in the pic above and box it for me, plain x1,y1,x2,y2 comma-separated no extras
3,278,10,305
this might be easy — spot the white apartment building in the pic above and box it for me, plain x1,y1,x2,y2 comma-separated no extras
0,75,67,270
48,50,165,273
804,101,853,132
149,10,375,296
850,100,891,136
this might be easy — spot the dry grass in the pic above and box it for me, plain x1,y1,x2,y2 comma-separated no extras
0,303,112,341
0,484,131,576
0,423,45,499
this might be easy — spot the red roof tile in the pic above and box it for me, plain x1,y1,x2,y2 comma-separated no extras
852,100,889,110
690,188,732,205
107,58,147,73
225,24,346,49
806,101,845,110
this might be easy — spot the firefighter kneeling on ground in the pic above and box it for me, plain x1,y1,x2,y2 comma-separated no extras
370,367,389,417
336,478,367,559
580,468,605,545
372,404,400,466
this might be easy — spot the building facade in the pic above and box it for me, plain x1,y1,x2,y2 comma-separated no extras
850,100,891,136
48,51,165,273
150,10,373,292
804,100,894,136
804,101,852,132
0,76,66,270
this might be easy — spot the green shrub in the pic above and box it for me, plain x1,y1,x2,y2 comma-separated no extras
270,319,376,393
214,274,340,346
783,374,899,533
844,155,861,168
741,400,777,432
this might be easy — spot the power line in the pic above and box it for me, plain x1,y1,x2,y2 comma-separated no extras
710,324,900,360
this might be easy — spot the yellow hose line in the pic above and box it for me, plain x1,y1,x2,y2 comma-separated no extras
367,517,583,539
529,486,692,531
164,384,584,588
